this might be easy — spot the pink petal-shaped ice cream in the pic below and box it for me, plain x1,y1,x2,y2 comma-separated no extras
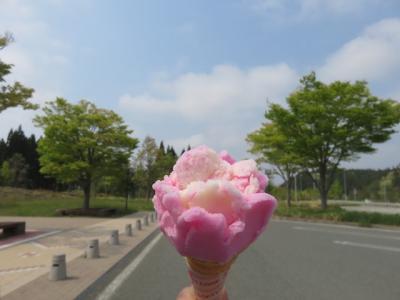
152,145,277,263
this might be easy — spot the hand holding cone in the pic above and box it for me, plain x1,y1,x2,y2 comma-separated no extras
152,146,277,298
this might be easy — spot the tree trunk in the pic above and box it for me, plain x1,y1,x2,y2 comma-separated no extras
83,180,91,210
125,192,129,211
287,178,293,208
319,166,328,209
320,189,328,209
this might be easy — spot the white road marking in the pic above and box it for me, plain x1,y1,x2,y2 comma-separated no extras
17,251,39,258
97,233,163,300
334,240,400,253
292,226,400,241
275,218,400,234
31,242,48,249
0,230,62,251
0,265,46,275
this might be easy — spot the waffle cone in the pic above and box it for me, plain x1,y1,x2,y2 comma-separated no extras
185,256,236,300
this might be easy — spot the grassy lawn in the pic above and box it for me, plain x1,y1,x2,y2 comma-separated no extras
2,187,399,226
276,201,400,227
0,187,154,217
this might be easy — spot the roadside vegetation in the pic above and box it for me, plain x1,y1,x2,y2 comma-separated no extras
275,201,400,227
0,187,153,217
1,32,399,221
248,72,400,209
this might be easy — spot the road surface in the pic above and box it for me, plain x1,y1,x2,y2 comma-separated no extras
102,220,400,300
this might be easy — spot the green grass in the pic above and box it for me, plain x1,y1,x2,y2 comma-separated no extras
275,202,400,227
0,187,154,217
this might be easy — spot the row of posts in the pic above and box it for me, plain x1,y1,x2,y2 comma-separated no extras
49,212,157,281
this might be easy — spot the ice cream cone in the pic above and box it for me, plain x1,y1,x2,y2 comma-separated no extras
185,256,236,300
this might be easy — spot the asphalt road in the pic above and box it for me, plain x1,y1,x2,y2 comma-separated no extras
103,220,400,300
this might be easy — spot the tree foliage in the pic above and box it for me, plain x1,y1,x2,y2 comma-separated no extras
0,33,37,113
0,126,53,188
3,153,28,187
132,137,178,199
247,122,300,207
261,72,400,208
34,98,138,209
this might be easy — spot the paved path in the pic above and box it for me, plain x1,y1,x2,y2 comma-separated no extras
0,213,156,298
342,205,400,215
0,216,110,231
104,220,400,300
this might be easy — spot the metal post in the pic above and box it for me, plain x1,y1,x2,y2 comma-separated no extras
384,185,387,202
294,174,298,203
343,169,348,201
299,172,302,192
144,215,149,226
49,254,67,281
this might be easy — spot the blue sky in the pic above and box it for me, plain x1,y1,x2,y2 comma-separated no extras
1,0,400,171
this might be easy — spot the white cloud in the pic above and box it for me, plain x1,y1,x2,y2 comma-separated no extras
319,18,400,82
251,0,283,11
0,89,60,140
249,0,385,20
120,63,298,121
0,0,69,139
389,90,400,101
119,17,400,167
119,94,176,114
166,134,205,152
342,129,400,169
118,63,298,159
299,0,379,16
1,46,35,81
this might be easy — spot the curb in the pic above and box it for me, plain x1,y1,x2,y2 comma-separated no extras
273,216,400,231
75,228,160,300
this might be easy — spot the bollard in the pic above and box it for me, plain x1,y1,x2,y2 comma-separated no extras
86,239,100,258
110,230,119,245
125,224,133,236
49,254,67,281
136,219,142,231
150,212,155,223
144,215,149,226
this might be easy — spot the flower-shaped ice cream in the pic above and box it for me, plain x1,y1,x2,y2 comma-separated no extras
152,145,277,263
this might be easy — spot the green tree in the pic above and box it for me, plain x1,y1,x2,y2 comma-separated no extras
247,123,300,207
328,179,342,200
6,153,28,187
154,142,177,181
132,136,158,199
0,138,6,167
0,160,10,185
264,72,400,209
379,172,392,202
34,98,138,209
0,33,37,113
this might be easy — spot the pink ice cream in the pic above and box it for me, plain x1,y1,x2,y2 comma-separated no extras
152,145,277,263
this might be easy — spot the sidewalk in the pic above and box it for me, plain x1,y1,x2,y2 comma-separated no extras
0,213,158,299
342,205,400,215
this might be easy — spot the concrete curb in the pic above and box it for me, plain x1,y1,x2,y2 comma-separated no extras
273,216,400,231
75,228,161,300
1,217,159,300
